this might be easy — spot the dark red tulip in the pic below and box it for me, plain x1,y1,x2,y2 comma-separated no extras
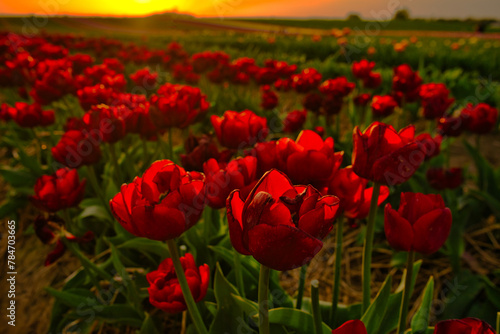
384,192,452,254
260,85,279,110
302,92,323,113
211,110,268,149
392,64,422,103
147,253,209,314
328,166,389,220
352,122,423,185
31,168,86,212
283,109,307,133
438,116,464,137
319,77,355,98
226,169,339,271
180,134,233,172
354,93,371,106
415,133,442,160
460,103,498,134
203,156,257,209
332,320,367,334
109,160,205,241
149,83,209,129
433,318,495,334
371,95,398,117
77,84,114,111
5,102,54,128
419,83,454,119
426,167,462,190
83,105,127,143
362,72,382,89
52,130,102,168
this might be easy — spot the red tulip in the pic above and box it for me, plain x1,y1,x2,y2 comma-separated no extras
52,130,102,168
328,166,389,220
426,167,462,190
433,318,496,334
211,110,269,149
302,92,323,113
149,83,209,129
5,102,54,128
109,160,205,241
147,253,209,314
260,85,279,110
332,320,367,334
384,192,452,254
362,72,382,89
77,84,114,111
392,64,422,103
354,93,371,106
31,168,86,212
129,68,158,88
319,77,355,98
419,83,454,119
415,133,442,161
352,122,423,185
180,134,232,172
460,103,498,134
371,95,398,117
226,169,339,271
291,68,322,93
438,116,464,137
352,60,375,79
83,105,127,143
203,156,257,209
275,130,343,189
283,109,307,133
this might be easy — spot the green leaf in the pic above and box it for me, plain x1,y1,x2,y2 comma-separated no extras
482,277,500,310
140,314,161,334
79,205,112,222
0,167,37,187
118,238,170,259
264,308,332,334
92,304,143,327
209,263,255,334
463,140,500,197
361,275,392,333
411,277,435,334
46,287,98,309
440,270,483,320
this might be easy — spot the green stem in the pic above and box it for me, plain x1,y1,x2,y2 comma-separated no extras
397,250,415,334
233,249,246,298
258,264,271,334
295,265,307,309
330,217,344,324
86,165,113,220
166,239,208,334
311,280,322,334
108,143,124,188
475,135,481,153
62,209,74,231
496,312,499,334
362,183,381,313
335,113,341,141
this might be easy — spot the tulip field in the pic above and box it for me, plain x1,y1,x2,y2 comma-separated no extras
1,19,500,334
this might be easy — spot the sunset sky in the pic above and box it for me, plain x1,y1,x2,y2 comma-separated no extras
1,0,499,19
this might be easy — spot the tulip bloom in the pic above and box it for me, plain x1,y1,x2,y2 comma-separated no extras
437,116,464,137
426,167,462,190
110,160,205,241
352,122,423,185
147,253,209,313
211,110,268,149
283,109,307,133
419,83,454,119
371,95,398,117
180,134,232,172
460,103,498,134
6,102,55,128
332,320,367,334
352,60,375,80
328,166,389,220
52,130,102,168
433,318,495,334
226,169,339,271
203,156,257,209
384,192,452,254
392,64,422,104
31,168,86,212
260,85,279,110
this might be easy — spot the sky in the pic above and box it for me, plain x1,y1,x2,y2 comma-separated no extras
1,0,499,19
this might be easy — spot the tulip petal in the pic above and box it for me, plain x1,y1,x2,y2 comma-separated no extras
226,190,251,255
332,320,368,334
131,204,186,241
384,204,413,252
246,224,323,271
412,208,452,254
298,195,338,239
247,169,295,200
